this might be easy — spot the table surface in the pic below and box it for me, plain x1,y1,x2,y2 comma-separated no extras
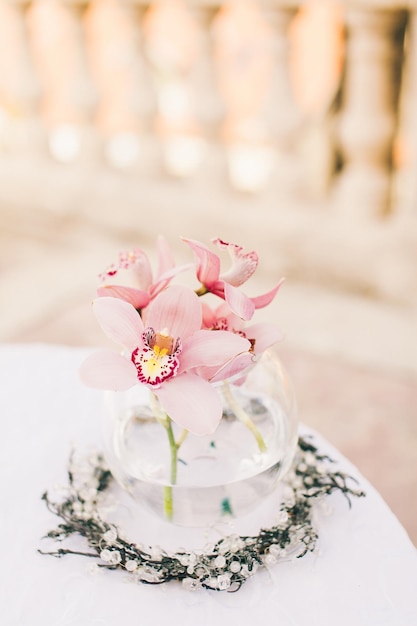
1,343,417,626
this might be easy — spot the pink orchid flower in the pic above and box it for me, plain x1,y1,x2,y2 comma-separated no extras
79,286,251,435
196,301,284,382
97,236,190,310
182,237,284,321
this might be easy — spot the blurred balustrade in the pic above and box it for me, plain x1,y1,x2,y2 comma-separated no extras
0,0,416,306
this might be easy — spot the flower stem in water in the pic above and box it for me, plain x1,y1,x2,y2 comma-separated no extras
162,422,190,520
163,418,178,521
150,394,180,520
222,380,267,453
176,428,188,449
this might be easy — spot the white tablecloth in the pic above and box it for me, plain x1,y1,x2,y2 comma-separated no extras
1,344,417,626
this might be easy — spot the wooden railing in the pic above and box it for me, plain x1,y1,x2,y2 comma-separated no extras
0,1,416,306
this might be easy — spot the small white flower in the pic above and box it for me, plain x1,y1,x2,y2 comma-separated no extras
214,555,226,569
182,577,200,591
218,541,230,555
229,560,241,573
108,550,122,565
125,560,138,572
304,452,316,466
268,544,280,558
100,549,112,562
217,574,231,590
150,546,162,561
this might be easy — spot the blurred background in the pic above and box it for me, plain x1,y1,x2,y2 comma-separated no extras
0,0,416,543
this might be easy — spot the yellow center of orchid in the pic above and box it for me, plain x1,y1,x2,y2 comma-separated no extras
132,327,181,387
153,328,175,354
142,344,169,378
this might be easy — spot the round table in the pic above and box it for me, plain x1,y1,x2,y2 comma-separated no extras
1,344,416,626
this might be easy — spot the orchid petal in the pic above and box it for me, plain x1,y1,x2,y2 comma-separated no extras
206,352,255,383
251,277,285,309
182,237,220,287
146,285,202,340
201,302,218,328
129,249,153,291
155,373,223,435
223,282,255,321
214,238,258,287
246,322,283,354
149,263,194,298
93,297,144,351
203,302,245,333
222,309,245,332
178,330,250,373
97,285,150,310
79,350,138,391
156,235,175,277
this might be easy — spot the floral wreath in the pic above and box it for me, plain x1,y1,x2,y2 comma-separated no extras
40,436,365,592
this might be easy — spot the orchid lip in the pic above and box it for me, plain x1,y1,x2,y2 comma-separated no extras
131,327,182,387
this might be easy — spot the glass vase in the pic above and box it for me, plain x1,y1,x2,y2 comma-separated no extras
102,346,298,527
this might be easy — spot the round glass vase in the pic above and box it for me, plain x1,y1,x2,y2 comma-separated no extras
102,347,298,527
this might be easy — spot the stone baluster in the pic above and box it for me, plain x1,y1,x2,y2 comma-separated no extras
261,3,300,148
207,1,276,193
1,1,43,155
335,6,407,216
289,3,345,201
124,2,155,126
185,1,226,180
93,1,157,171
397,7,417,219
122,1,158,173
134,1,207,178
187,1,224,133
47,0,97,164
259,1,303,196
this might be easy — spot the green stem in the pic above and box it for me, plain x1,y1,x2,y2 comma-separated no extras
176,428,189,449
150,392,169,428
150,395,189,521
222,380,267,453
163,418,177,521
